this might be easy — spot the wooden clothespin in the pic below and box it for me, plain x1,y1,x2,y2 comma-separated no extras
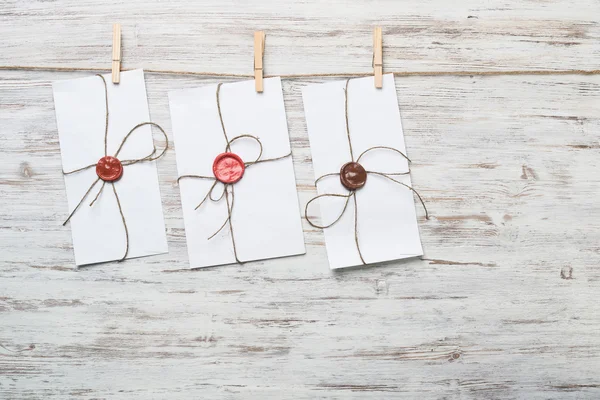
373,27,383,88
112,23,122,84
254,31,265,93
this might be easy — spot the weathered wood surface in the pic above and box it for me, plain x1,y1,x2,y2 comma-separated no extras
1,0,600,398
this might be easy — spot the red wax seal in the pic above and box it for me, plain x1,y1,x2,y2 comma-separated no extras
340,161,367,190
96,156,123,182
212,152,245,184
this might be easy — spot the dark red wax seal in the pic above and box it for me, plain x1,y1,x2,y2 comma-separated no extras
340,161,367,190
212,152,245,184
96,156,123,182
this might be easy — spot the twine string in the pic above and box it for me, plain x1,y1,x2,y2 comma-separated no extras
117,122,168,163
177,174,214,182
251,152,292,165
209,181,226,203
225,185,240,263
111,182,130,259
63,177,101,226
367,170,410,176
175,175,224,210
228,134,264,166
62,74,169,262
368,171,429,220
3,64,600,79
89,180,106,207
102,74,109,156
315,172,341,185
305,192,352,229
305,77,429,265
344,79,355,161
216,83,230,150
207,185,233,240
194,180,219,210
357,146,411,164
352,192,366,264
63,163,97,175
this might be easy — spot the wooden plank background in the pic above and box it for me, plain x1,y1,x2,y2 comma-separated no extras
1,0,600,398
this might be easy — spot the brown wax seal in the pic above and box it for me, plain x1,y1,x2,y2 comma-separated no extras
96,156,123,182
340,161,367,190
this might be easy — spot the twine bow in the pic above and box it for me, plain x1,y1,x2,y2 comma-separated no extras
62,74,168,262
177,83,291,263
305,78,428,265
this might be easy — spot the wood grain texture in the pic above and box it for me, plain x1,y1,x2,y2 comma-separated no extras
1,0,600,398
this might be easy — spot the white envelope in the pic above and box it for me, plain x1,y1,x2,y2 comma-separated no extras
169,78,305,268
302,74,424,269
53,69,168,266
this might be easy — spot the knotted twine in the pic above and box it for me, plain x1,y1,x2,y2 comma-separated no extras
177,83,291,263
305,78,429,265
62,74,168,262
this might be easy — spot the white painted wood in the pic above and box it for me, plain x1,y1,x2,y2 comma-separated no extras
1,0,600,398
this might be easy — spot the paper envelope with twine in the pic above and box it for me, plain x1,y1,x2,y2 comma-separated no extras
302,74,425,269
53,70,168,266
169,77,305,268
